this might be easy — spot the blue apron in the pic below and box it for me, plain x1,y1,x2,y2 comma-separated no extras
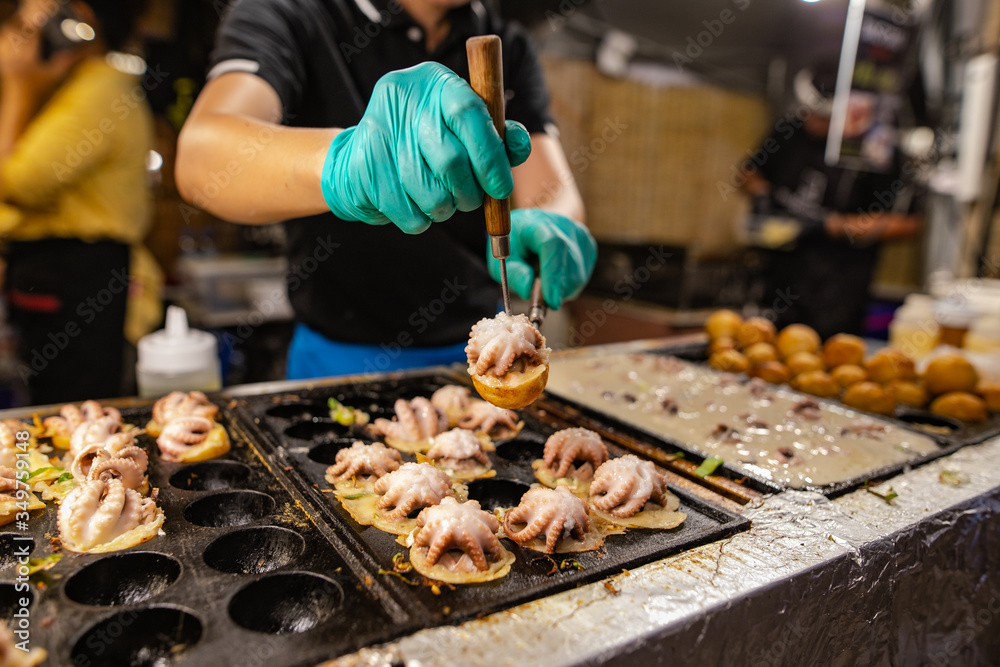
286,323,468,380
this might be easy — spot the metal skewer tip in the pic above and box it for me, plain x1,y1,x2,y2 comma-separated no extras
499,258,512,314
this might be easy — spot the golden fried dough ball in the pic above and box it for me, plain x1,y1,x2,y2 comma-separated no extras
864,348,916,384
705,310,743,341
791,370,840,398
750,361,791,385
976,380,1000,412
775,324,821,359
737,317,776,349
786,351,824,376
841,381,896,415
822,333,866,368
923,353,979,396
708,349,749,374
745,342,779,366
707,337,736,355
886,380,929,409
930,391,988,422
830,364,867,389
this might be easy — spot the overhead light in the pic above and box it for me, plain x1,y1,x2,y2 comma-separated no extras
802,0,822,3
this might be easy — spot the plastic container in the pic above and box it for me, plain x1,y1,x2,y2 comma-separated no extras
136,306,221,398
965,313,1000,354
889,294,939,359
933,299,978,348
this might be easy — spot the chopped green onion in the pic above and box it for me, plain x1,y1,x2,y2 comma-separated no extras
342,492,371,500
56,473,74,484
26,554,62,575
864,481,898,504
27,466,61,480
695,457,724,478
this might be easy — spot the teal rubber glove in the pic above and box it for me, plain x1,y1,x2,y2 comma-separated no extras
321,62,532,234
488,209,597,310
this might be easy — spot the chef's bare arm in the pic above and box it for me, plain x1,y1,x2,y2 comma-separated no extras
176,72,585,226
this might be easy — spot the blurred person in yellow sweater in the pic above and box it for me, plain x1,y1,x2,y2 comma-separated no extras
0,0,159,404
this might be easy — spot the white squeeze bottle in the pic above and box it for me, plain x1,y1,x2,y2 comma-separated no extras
889,294,939,359
136,306,222,398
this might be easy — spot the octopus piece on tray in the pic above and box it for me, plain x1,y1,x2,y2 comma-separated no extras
0,421,49,472
502,486,612,554
338,462,462,537
147,391,219,437
421,428,495,482
430,385,473,426
66,416,122,461
457,400,523,440
70,429,149,489
43,401,120,450
0,621,47,667
589,455,686,529
57,476,165,553
156,416,230,463
324,441,402,489
409,496,515,584
0,466,45,526
532,427,609,497
371,397,448,453
466,312,551,410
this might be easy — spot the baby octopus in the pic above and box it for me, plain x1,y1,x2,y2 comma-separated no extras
372,397,448,450
457,401,520,438
589,455,668,518
425,429,491,478
373,462,454,520
44,401,121,448
157,416,214,461
58,476,164,552
503,486,591,554
152,391,218,426
325,441,402,485
412,497,508,575
467,313,548,377
70,430,148,489
430,386,472,424
542,428,609,481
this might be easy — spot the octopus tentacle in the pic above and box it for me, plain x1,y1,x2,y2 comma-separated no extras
90,457,144,491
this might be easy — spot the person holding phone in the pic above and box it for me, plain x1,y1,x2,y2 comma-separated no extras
0,0,156,404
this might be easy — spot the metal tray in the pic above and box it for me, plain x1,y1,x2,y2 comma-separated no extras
544,343,962,498
228,371,751,628
1,405,410,667
664,340,1000,448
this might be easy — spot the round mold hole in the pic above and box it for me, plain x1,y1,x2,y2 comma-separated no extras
307,440,357,466
65,552,181,606
0,583,33,623
895,411,961,434
169,460,250,491
331,390,381,414
284,420,350,442
71,606,202,666
228,572,343,634
0,534,33,572
184,490,275,528
266,402,326,420
204,526,305,574
495,437,546,465
466,478,530,510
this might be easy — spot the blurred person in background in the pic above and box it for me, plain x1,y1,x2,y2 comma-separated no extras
0,0,160,404
742,65,921,339
176,0,595,379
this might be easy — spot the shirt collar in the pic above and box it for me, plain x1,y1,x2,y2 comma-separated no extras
353,0,488,37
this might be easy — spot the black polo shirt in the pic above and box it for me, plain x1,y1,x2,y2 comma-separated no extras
208,0,554,346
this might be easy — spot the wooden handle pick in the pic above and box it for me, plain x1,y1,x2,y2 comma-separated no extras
466,35,510,239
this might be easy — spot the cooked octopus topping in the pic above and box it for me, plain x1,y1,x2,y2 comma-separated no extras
372,397,448,443
502,486,590,554
413,497,505,573
466,312,549,378
542,428,609,481
589,455,668,518
325,441,402,484
372,462,455,520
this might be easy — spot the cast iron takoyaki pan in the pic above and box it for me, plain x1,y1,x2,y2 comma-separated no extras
229,371,750,627
0,404,409,667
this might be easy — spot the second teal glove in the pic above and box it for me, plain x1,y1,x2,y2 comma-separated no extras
487,209,597,310
321,62,531,234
